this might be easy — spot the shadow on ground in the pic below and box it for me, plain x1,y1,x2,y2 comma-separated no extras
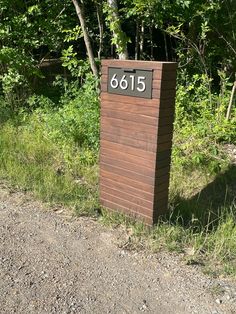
170,164,236,229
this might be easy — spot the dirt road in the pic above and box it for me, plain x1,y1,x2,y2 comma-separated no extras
0,183,235,314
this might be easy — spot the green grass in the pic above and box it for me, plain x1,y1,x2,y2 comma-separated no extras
0,117,235,278
0,122,99,215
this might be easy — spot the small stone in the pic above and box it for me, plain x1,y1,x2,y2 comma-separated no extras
215,298,222,305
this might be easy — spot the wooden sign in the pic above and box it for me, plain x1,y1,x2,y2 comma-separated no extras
100,59,177,225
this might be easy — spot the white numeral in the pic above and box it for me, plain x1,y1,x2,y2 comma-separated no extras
130,75,135,91
120,75,128,90
110,73,119,89
137,76,146,92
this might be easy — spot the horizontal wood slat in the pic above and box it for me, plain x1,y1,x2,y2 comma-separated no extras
101,101,158,117
100,92,158,106
100,163,155,186
100,147,156,169
100,185,153,209
101,116,157,135
100,154,155,177
100,177,153,202
101,107,157,126
101,140,156,161
101,132,157,152
100,124,157,144
101,59,177,70
100,169,155,194
100,92,175,109
100,191,153,216
100,199,153,225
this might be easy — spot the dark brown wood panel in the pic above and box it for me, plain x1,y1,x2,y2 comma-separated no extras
100,163,155,186
101,116,157,135
156,124,174,136
100,199,153,225
157,133,173,144
102,101,158,117
154,196,169,208
100,124,157,144
155,141,172,152
102,59,177,71
100,154,155,177
100,191,153,216
154,156,171,169
156,149,172,162
100,147,156,169
152,89,176,100
100,185,153,209
101,93,175,109
100,177,154,202
100,92,158,107
154,176,170,191
101,107,157,126
155,166,171,178
154,70,177,81
100,170,154,193
101,140,156,161
101,132,157,152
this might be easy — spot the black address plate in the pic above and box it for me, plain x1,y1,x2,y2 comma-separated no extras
107,67,153,99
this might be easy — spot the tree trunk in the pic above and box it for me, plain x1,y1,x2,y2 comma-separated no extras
164,32,169,61
140,21,144,60
149,25,153,60
135,20,139,60
226,81,236,120
107,0,128,60
72,0,98,77
96,1,104,60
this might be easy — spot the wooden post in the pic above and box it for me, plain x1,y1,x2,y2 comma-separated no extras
99,60,177,225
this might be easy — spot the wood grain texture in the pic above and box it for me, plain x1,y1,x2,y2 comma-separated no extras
100,116,157,135
100,177,154,202
101,140,156,161
100,154,155,177
100,163,155,186
100,199,153,225
101,107,157,125
100,146,156,169
100,170,155,194
101,100,159,117
100,124,157,143
100,185,153,209
101,132,157,152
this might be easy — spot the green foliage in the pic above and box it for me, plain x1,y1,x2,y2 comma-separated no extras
0,0,73,105
25,75,99,156
173,72,236,171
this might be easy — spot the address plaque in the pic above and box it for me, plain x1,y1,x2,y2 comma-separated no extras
107,67,153,99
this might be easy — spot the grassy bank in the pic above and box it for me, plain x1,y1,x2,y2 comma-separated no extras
0,118,235,277
0,74,235,277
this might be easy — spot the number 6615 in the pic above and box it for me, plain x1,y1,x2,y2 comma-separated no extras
110,74,146,92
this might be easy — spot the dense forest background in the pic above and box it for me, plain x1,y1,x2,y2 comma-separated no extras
0,0,236,275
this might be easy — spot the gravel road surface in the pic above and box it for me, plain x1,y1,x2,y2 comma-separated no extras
0,183,236,314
